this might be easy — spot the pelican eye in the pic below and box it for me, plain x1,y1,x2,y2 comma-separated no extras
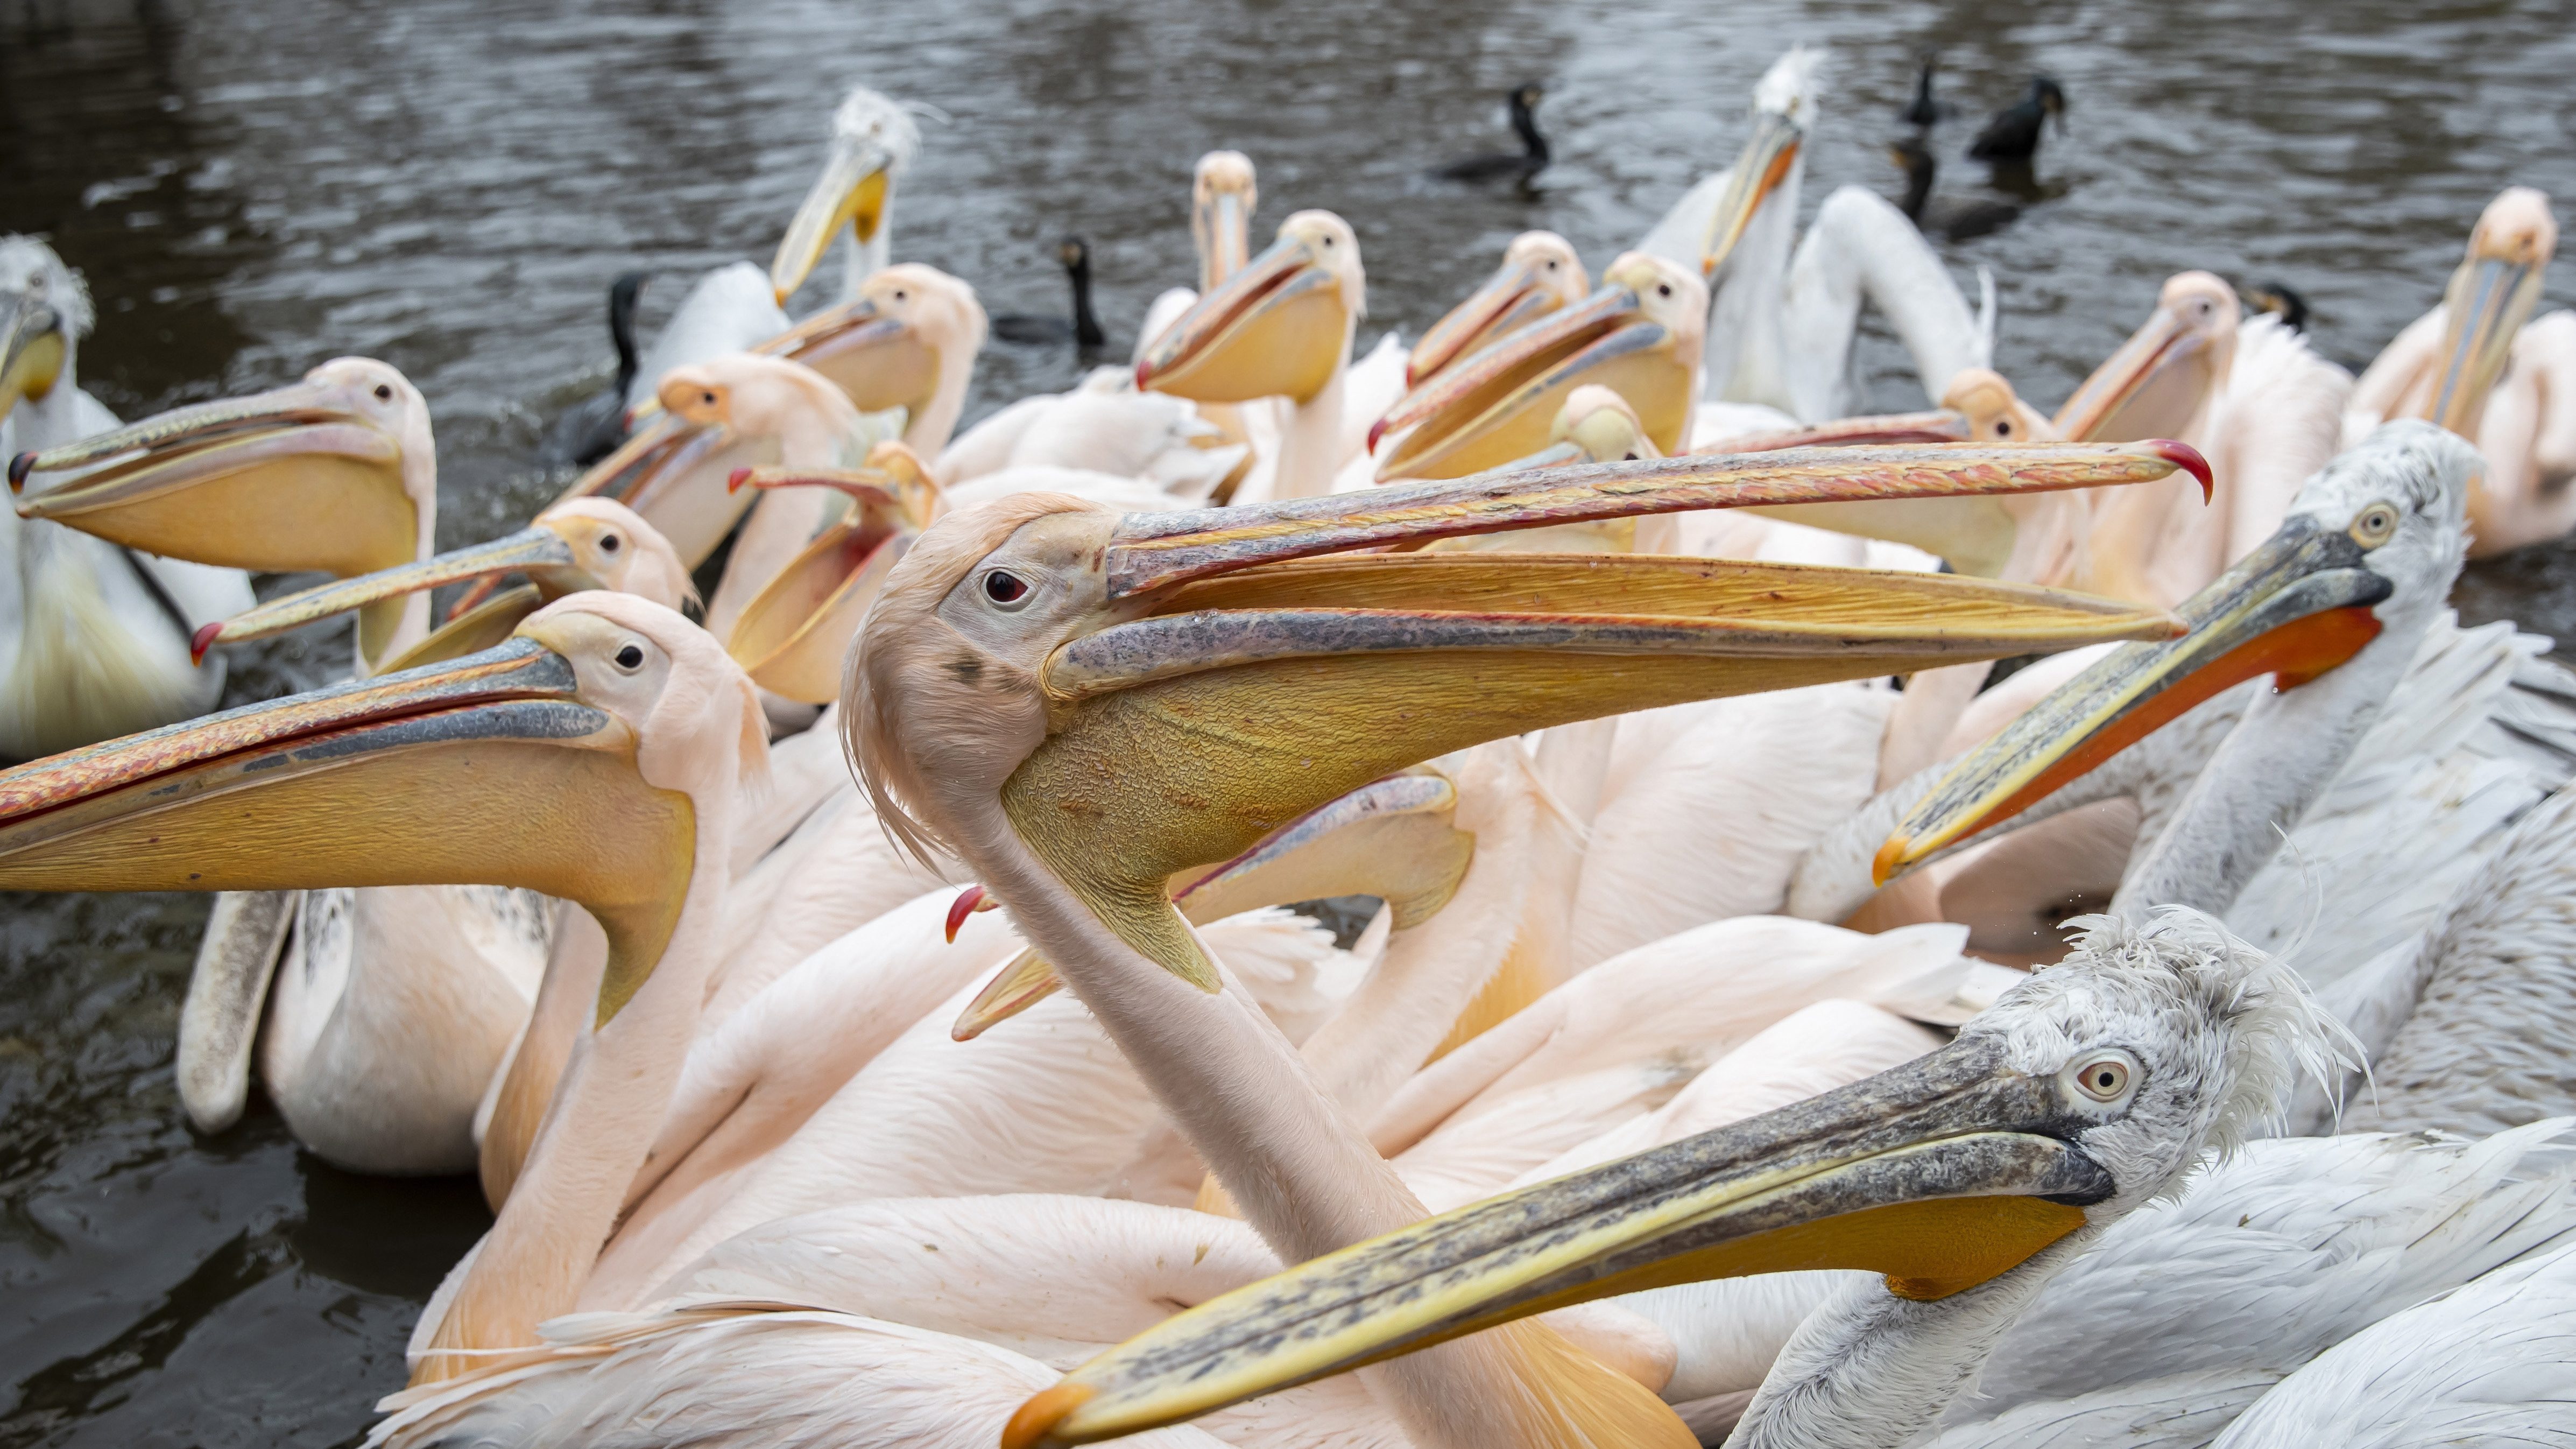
373,383,394,401
2350,502,2399,547
599,533,621,554
614,644,644,670
1996,420,2014,437
982,569,1032,608
2066,1052,2137,1104
1656,283,1672,298
701,390,717,406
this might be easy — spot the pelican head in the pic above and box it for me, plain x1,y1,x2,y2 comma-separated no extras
719,440,942,704
1001,905,2342,1447
1369,251,1706,480
0,237,90,429
2412,185,2557,439
1405,231,1590,389
1190,150,1259,292
1880,419,2473,876
194,497,692,672
2053,271,2241,443
1699,46,1822,280
770,85,923,304
9,357,436,667
0,592,764,1022
1137,211,1364,410
846,439,2198,992
753,262,985,426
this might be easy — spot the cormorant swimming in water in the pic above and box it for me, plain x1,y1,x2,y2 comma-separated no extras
544,269,650,467
2239,279,2312,333
1897,52,1953,128
991,235,1107,349
1889,137,2021,242
1430,82,1549,185
1968,76,2067,161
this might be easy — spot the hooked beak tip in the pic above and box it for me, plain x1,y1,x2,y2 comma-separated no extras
190,621,221,666
1133,361,1154,391
1001,1382,1093,1449
1871,833,1910,887
1366,417,1388,454
728,467,753,494
945,884,987,943
6,453,31,492
2145,439,2215,502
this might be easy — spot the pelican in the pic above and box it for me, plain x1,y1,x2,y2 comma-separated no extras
0,440,2173,1441
0,237,252,759
1366,251,1707,481
2344,186,2576,554
2055,270,2355,608
1137,210,1367,499
999,905,2343,1449
1636,47,1991,425
1402,231,1590,389
768,86,923,310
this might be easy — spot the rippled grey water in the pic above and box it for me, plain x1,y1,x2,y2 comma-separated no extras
5,0,2576,1441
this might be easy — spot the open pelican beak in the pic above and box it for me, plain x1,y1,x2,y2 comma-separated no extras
1701,108,1803,279
1699,407,1975,453
2052,305,2217,443
770,133,898,305
997,441,2200,991
195,521,601,663
2420,249,2547,440
0,293,66,427
1875,510,2394,879
0,627,693,1022
723,467,924,704
952,769,1473,1040
9,375,424,662
1407,251,1588,390
1137,231,1349,407
1003,1031,2109,1447
556,410,765,571
1371,260,1695,481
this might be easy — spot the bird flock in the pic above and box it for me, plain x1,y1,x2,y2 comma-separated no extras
4,44,2576,1449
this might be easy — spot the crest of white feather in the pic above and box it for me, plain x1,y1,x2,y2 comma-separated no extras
1752,45,1827,126
831,86,927,167
2056,906,2359,1164
0,236,95,339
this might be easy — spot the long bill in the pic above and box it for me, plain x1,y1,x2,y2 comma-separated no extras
1135,230,1347,408
998,441,2204,994
1874,511,2395,880
0,290,66,427
2420,233,2548,438
769,129,898,304
1003,1032,2112,1447
2051,300,2217,443
0,629,694,1023
1406,245,1589,390
1700,107,1802,278
193,524,597,661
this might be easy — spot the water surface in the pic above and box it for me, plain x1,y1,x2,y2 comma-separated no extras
6,0,2575,1441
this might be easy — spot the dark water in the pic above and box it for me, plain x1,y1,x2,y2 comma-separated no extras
4,0,2576,1441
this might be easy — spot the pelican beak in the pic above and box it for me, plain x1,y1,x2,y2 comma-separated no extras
754,289,940,421
195,522,596,662
724,469,920,704
952,769,1473,1040
998,441,2198,990
9,374,424,662
1137,231,1349,406
1003,1031,2110,1447
1700,408,1974,453
556,411,763,571
1371,257,1696,481
1876,510,2393,880
0,628,693,1022
2420,245,2548,439
770,132,898,304
2052,305,2215,443
1702,108,1803,279
0,293,67,426
1194,187,1252,289
1407,251,1586,390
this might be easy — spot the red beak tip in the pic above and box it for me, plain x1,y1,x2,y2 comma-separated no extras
1366,419,1388,454
944,884,987,943
2148,439,2215,502
1133,363,1154,390
189,621,222,665
727,467,753,494
6,453,32,491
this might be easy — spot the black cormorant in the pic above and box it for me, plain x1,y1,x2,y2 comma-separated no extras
991,235,1107,349
1890,137,2021,241
544,269,650,467
1430,82,1549,185
1968,76,2067,161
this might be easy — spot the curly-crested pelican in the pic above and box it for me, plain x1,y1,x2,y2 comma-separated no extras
1006,905,2341,1449
0,237,251,758
2344,186,2574,554
1636,48,1991,424
768,86,923,310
